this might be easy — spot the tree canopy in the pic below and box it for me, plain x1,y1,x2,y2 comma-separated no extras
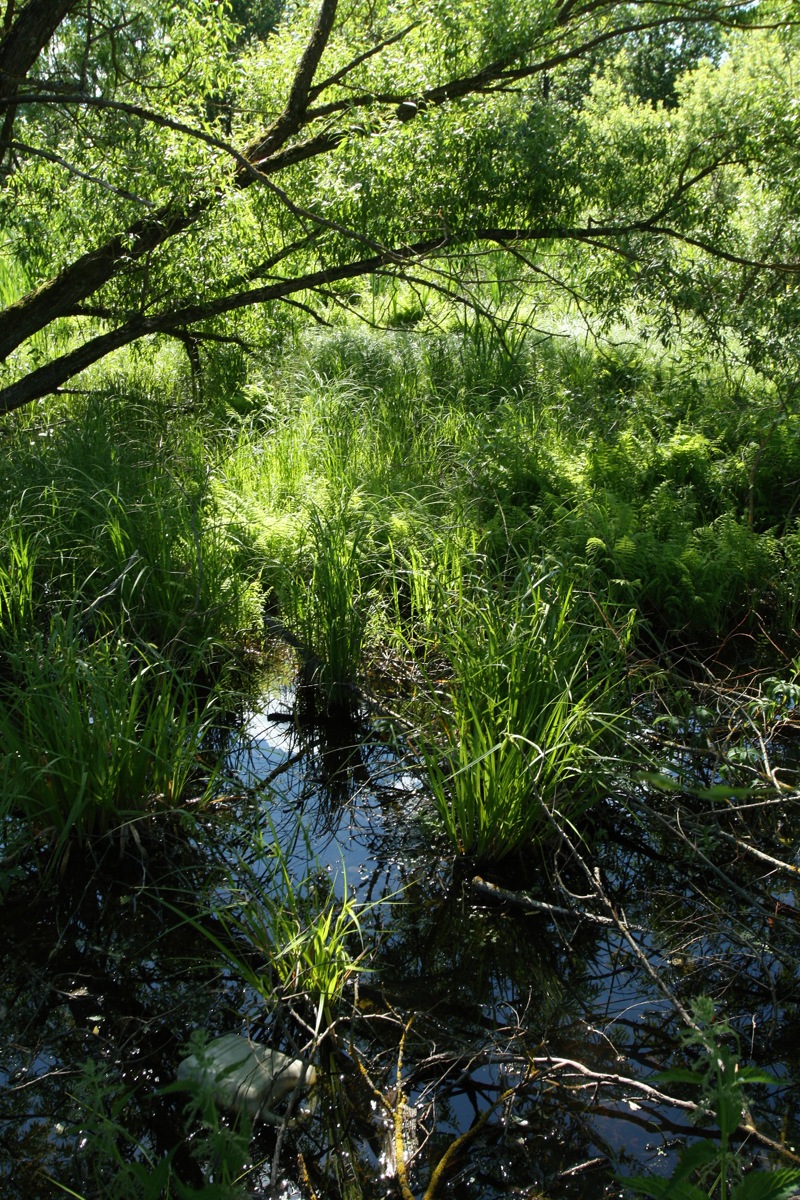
0,0,799,412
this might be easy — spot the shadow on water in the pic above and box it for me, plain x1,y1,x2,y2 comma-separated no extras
1,652,800,1198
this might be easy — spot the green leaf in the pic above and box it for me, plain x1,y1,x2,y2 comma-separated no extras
624,1174,708,1200
674,1140,720,1177
735,1067,780,1087
731,1168,800,1200
657,1067,706,1086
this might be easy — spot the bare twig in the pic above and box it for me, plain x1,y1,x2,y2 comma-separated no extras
471,875,645,929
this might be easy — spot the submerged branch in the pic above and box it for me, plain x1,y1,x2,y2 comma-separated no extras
471,875,645,929
538,1057,800,1166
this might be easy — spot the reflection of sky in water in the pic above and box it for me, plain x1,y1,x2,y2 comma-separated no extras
225,681,426,899
1,662,798,1198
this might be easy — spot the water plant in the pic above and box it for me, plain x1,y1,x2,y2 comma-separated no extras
0,614,218,871
202,827,374,1035
284,500,372,712
625,998,800,1200
417,572,622,861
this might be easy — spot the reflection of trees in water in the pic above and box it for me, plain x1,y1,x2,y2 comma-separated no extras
354,869,613,1195
3,682,800,1198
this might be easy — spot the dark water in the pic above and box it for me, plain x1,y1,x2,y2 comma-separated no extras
2,658,799,1199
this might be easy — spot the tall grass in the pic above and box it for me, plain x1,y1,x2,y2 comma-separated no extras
203,829,371,1028
417,574,622,861
283,501,372,711
0,394,263,663
214,320,797,655
0,528,37,650
0,615,217,870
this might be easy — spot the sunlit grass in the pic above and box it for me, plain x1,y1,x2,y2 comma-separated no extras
0,393,262,663
282,500,372,710
416,573,624,861
0,615,218,870
206,829,373,1027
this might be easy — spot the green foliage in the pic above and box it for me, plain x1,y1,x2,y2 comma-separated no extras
210,829,371,1023
0,616,217,871
617,24,727,109
625,999,800,1200
228,0,284,43
2,0,796,421
417,573,622,861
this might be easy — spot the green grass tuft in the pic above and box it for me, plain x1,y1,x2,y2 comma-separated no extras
0,615,217,870
416,574,623,861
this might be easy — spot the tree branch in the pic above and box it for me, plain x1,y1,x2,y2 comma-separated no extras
0,0,794,391
5,211,794,414
0,0,77,98
0,0,78,170
303,14,754,121
242,0,338,167
11,138,155,206
307,21,420,102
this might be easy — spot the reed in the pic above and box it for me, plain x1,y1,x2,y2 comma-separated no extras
417,573,620,861
210,832,370,1025
0,614,217,870
284,501,371,711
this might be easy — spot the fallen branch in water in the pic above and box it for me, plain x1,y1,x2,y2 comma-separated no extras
535,1056,800,1166
470,876,644,930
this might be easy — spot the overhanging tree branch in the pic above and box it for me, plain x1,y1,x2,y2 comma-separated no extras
0,0,78,100
0,0,78,170
242,0,338,166
4,215,797,414
0,0,795,410
0,4,772,367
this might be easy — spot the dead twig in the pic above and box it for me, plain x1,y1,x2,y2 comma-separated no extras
471,875,645,930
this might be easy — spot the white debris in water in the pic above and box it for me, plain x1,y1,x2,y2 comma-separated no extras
177,1032,317,1124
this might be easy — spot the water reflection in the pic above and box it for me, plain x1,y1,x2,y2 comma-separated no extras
1,664,799,1198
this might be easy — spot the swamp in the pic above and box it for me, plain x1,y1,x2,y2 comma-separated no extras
1,3,800,1199
0,327,798,1200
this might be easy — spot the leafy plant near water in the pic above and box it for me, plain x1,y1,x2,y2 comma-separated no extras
418,572,623,861
204,828,372,1027
0,615,217,870
0,392,262,665
51,1058,252,1200
283,501,372,711
626,999,800,1200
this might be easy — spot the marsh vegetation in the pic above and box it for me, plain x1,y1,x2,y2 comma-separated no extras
1,2,800,1197
0,324,798,1200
